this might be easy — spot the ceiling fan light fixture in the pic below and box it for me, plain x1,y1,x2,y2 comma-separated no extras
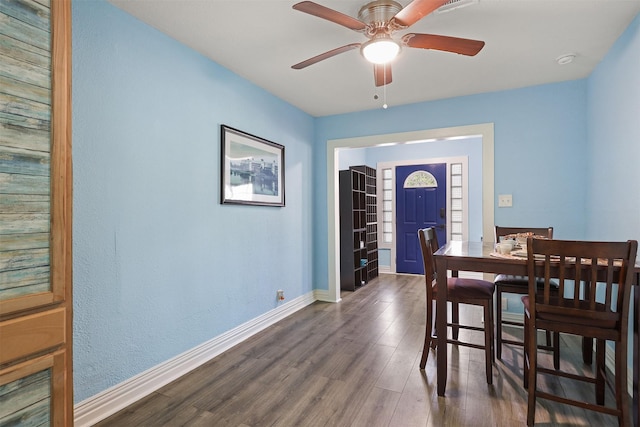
361,37,400,64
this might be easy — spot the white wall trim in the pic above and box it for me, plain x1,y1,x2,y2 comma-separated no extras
74,291,318,427
499,311,632,396
314,288,338,303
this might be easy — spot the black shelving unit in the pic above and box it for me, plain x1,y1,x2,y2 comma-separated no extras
339,166,378,291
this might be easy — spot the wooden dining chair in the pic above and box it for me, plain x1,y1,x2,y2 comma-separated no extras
418,227,496,384
494,226,559,367
522,238,638,426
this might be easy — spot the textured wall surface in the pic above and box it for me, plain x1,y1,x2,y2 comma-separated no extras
586,13,640,242
72,0,314,402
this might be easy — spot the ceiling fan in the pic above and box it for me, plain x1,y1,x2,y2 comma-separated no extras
291,0,485,86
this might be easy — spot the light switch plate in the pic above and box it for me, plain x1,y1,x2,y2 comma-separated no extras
498,194,513,207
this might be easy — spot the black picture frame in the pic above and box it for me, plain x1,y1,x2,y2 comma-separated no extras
220,125,285,207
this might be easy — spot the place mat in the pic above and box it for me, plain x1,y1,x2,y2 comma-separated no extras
490,251,546,260
490,251,622,266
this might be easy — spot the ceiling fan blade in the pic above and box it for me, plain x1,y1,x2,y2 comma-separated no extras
292,1,367,31
292,43,361,69
402,33,485,56
392,0,449,28
374,63,392,87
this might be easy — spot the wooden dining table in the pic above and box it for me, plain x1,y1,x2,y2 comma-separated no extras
433,240,640,426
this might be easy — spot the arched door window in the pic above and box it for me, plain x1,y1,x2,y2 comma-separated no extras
403,171,438,188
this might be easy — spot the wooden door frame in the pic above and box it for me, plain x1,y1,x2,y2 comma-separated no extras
0,0,73,424
326,124,495,303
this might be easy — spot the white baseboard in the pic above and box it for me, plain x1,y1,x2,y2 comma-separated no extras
314,288,339,303
500,311,632,396
73,291,317,427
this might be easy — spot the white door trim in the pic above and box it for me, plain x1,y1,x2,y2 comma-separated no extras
327,123,495,302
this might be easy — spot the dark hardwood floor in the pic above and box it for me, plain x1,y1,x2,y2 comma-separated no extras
95,274,627,426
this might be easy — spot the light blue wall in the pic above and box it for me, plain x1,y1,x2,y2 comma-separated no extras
586,13,640,364
337,147,367,170
586,13,640,242
72,0,314,402
314,81,589,290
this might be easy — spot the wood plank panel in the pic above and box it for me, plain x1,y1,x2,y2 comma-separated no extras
0,172,49,194
0,195,49,214
0,307,65,365
0,9,49,51
0,265,48,287
0,0,51,31
0,282,49,300
0,30,50,63
0,145,50,176
0,248,49,273
0,120,50,151
0,232,48,249
0,110,49,131
0,74,51,105
0,92,51,122
0,52,50,89
0,214,49,234
0,368,51,425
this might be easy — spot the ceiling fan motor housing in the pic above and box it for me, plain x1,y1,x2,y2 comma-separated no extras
358,0,403,35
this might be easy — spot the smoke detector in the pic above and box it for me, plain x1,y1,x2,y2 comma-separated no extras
435,0,479,13
556,53,576,65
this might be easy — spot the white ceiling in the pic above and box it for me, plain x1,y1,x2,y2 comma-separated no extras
108,0,640,117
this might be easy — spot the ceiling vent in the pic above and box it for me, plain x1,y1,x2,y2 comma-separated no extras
435,0,479,14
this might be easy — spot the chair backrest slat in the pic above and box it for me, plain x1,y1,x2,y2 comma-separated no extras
605,260,614,310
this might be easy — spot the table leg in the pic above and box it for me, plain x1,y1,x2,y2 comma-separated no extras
436,258,448,396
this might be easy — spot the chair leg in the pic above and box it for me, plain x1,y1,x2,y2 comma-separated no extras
545,330,552,347
483,301,493,384
523,313,529,388
553,331,560,370
489,298,496,362
595,339,605,406
452,302,460,340
615,337,629,426
525,313,537,426
496,287,503,360
420,299,434,369
489,304,496,363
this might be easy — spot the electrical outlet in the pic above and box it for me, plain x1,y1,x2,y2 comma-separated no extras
498,194,512,207
277,290,285,301
501,297,508,311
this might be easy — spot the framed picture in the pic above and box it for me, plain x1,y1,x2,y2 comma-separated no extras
220,125,285,207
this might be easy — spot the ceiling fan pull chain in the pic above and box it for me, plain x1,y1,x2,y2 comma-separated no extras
383,67,388,109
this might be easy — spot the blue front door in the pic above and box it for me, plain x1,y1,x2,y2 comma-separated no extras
396,163,447,274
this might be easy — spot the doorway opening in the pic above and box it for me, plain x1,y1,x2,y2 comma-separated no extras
327,124,495,302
